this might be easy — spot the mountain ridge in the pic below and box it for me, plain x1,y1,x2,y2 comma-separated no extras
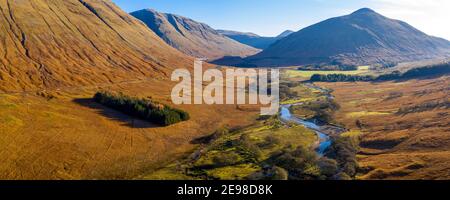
222,8,450,67
0,0,193,92
276,30,294,38
130,9,259,60
217,29,293,49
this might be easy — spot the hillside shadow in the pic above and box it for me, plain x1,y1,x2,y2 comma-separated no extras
191,132,218,145
73,98,159,129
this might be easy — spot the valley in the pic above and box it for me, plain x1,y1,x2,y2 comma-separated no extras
138,64,449,180
0,0,448,181
140,72,357,180
2,60,447,180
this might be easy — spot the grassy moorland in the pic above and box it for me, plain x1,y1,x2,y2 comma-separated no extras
143,115,359,180
319,76,450,179
280,83,324,105
279,82,340,125
2,61,446,180
143,72,360,180
0,79,259,179
281,65,450,180
143,117,318,180
311,62,450,82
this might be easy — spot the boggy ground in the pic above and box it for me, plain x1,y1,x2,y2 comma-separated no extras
319,76,450,179
142,117,317,180
0,78,259,180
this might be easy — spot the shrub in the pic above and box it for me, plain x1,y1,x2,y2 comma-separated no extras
298,65,358,71
291,98,340,123
310,74,375,82
267,146,320,180
248,166,289,180
401,62,450,79
94,91,190,126
318,157,339,177
310,62,450,82
212,152,240,167
397,99,450,115
280,84,298,101
325,137,359,177
334,172,352,180
238,134,263,162
259,135,281,148
271,166,289,180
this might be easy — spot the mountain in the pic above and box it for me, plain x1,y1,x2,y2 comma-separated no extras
216,30,260,38
0,0,193,92
217,30,293,49
276,30,294,38
238,8,450,67
217,30,277,49
130,9,259,60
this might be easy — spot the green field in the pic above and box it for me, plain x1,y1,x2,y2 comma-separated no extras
285,66,370,79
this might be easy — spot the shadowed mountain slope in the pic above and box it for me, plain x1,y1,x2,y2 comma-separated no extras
130,9,259,60
217,29,293,49
229,8,450,67
276,30,294,38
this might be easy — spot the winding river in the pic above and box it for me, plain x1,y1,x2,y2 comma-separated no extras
279,84,345,156
280,105,332,156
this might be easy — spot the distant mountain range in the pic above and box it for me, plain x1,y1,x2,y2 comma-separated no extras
214,8,450,67
2,3,449,93
217,30,294,49
0,0,193,92
130,9,259,60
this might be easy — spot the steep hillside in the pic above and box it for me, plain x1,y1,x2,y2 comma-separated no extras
130,9,259,60
0,0,193,92
0,0,260,180
243,8,450,67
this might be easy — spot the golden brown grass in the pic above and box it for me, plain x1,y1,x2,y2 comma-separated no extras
0,0,193,92
0,79,259,180
319,76,450,179
142,119,317,180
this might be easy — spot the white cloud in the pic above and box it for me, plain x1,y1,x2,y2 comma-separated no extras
369,0,450,39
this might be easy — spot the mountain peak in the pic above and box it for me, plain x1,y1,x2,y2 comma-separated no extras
352,8,376,15
239,7,450,67
131,9,259,59
277,30,295,38
133,8,157,14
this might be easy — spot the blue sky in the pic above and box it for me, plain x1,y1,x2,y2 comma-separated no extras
113,0,450,39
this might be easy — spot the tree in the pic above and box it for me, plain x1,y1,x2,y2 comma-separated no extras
318,157,338,177
94,91,190,126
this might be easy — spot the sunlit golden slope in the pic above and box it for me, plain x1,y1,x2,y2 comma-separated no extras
0,0,193,92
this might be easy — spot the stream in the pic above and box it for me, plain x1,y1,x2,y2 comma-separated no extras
279,83,345,156
280,105,331,156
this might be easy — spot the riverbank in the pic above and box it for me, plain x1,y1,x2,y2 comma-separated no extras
279,83,347,156
140,82,354,180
